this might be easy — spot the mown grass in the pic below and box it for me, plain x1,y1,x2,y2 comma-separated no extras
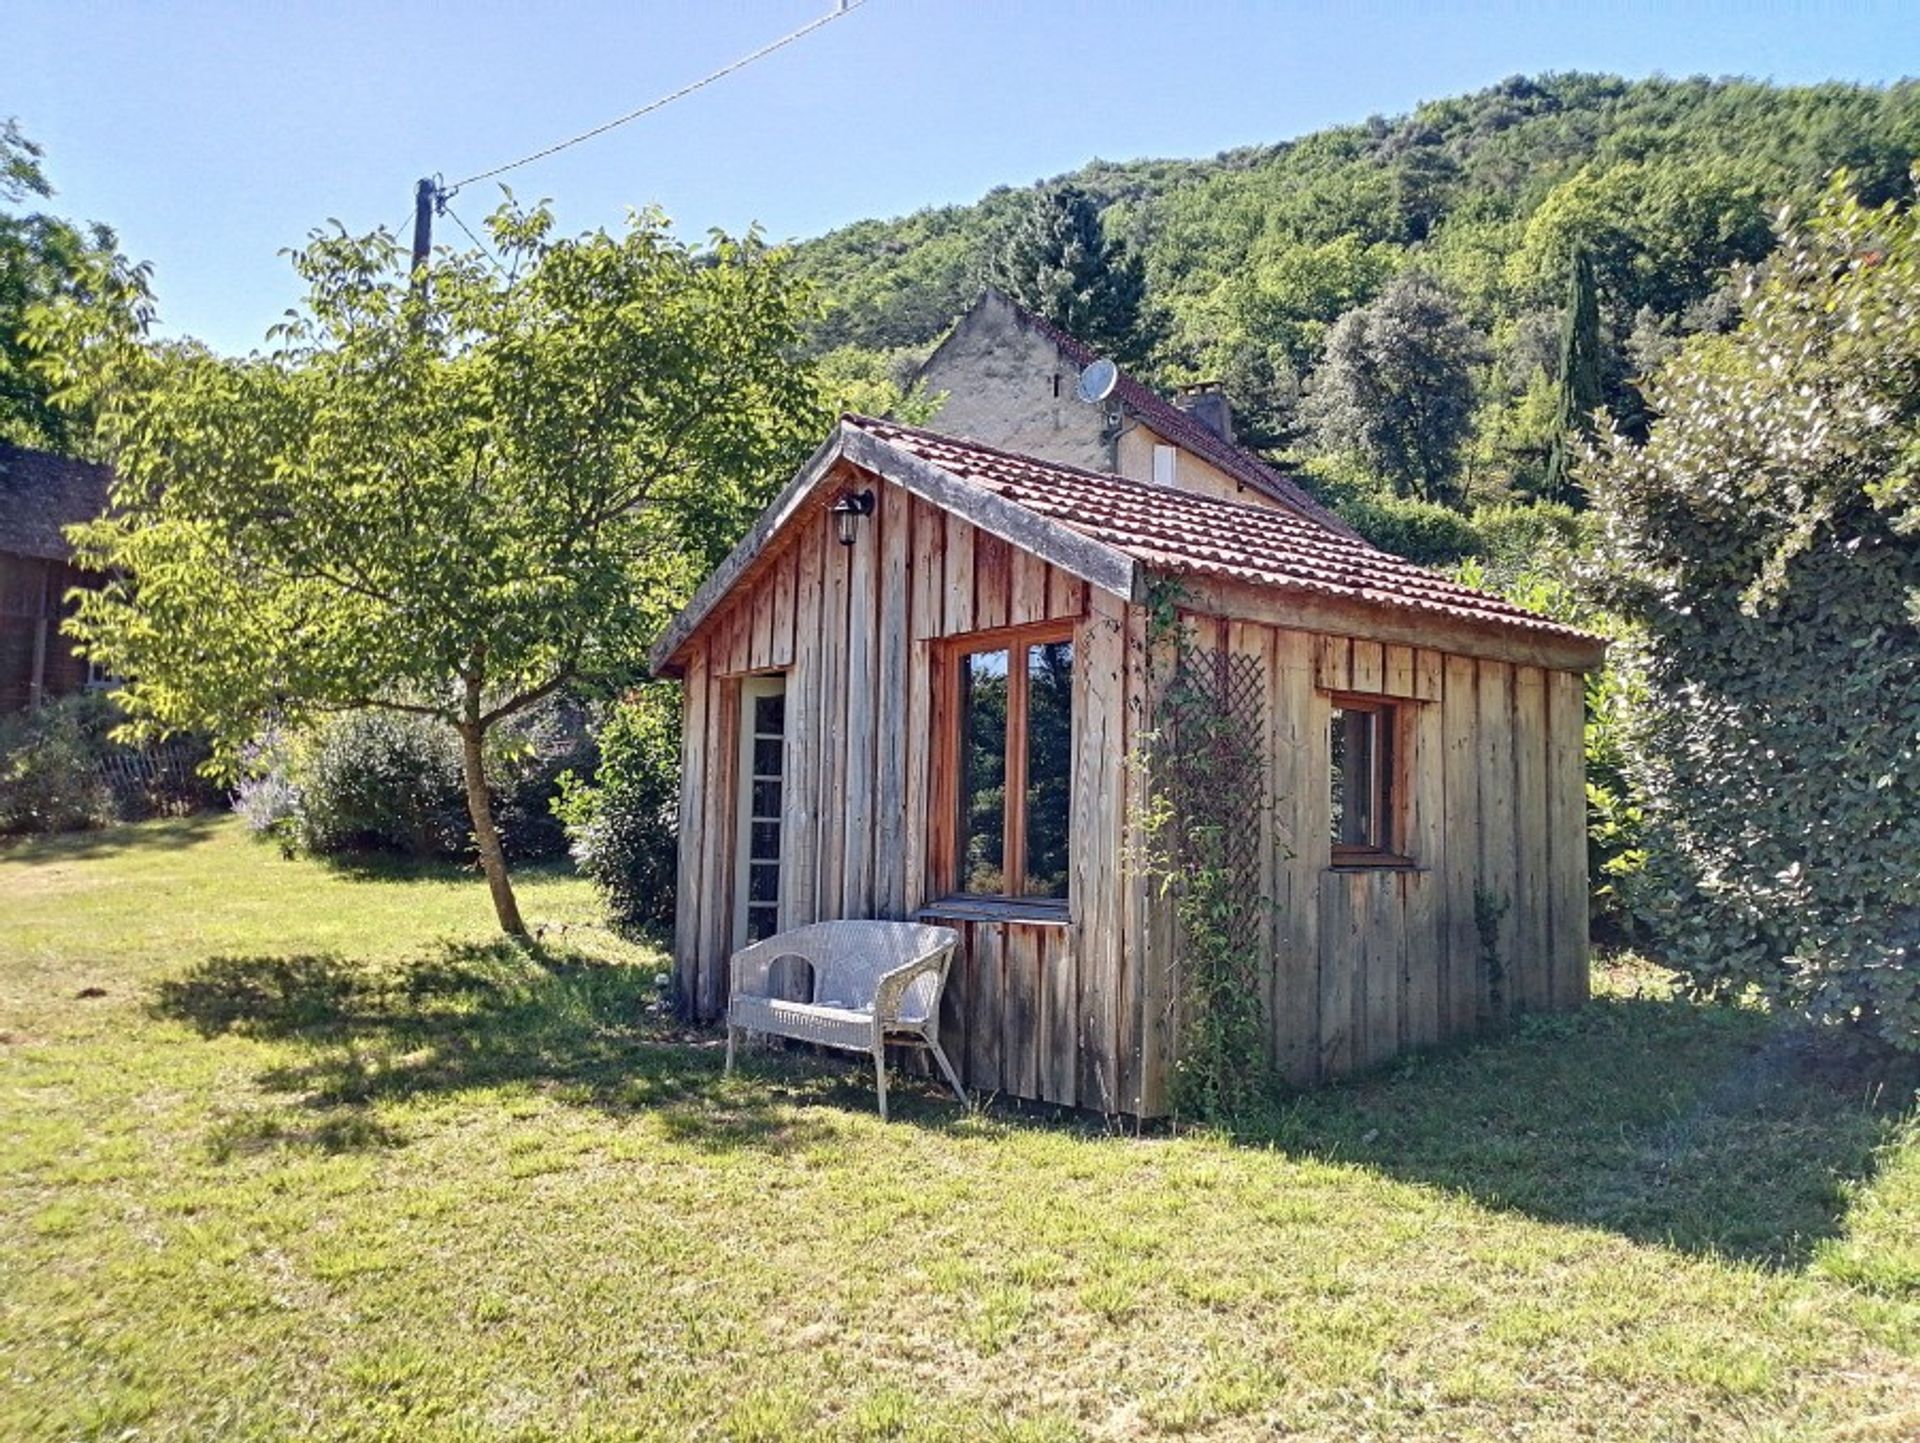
3,816,1916,1441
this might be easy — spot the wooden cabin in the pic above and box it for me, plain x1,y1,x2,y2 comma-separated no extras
651,415,1606,1118
0,443,110,713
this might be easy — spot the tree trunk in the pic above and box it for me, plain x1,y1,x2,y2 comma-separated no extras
456,718,526,938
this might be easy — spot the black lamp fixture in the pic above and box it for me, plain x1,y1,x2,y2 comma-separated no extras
831,487,875,546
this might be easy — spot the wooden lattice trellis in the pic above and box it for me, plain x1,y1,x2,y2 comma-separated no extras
1158,640,1267,953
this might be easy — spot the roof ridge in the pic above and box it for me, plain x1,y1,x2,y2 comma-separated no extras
843,411,1359,535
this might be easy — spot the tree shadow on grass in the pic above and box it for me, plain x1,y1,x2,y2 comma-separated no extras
151,941,864,1155
0,810,226,863
1245,989,1918,1273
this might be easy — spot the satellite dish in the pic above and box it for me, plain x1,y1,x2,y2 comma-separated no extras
1075,357,1118,405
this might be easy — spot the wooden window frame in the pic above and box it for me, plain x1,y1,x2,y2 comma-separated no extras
1327,693,1413,869
931,619,1076,913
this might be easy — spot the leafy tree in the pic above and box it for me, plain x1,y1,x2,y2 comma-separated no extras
1544,246,1604,503
1303,271,1482,504
57,203,822,936
1588,173,1920,1052
0,119,152,452
984,183,1151,365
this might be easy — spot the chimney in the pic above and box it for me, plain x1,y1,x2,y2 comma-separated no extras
1174,381,1234,445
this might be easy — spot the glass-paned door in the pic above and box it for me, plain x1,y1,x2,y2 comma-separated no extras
734,676,787,946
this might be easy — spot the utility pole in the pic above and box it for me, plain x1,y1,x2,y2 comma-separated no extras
410,177,437,299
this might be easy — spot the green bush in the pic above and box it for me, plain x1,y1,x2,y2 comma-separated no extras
554,685,680,932
1589,177,1920,1052
264,700,593,863
0,692,217,835
291,711,471,859
0,694,117,833
1337,491,1484,565
1469,500,1593,575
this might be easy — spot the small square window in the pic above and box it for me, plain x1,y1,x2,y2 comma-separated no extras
1330,697,1403,863
1152,444,1177,487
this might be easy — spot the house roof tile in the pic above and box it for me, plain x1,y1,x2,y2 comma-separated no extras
0,442,111,562
846,415,1601,646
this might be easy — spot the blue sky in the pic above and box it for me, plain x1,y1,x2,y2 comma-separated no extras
7,1,1917,355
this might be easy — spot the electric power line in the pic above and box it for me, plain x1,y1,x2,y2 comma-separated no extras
447,1,869,191
439,199,504,272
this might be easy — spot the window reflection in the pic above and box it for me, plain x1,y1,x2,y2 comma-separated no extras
960,649,1008,894
1024,641,1073,898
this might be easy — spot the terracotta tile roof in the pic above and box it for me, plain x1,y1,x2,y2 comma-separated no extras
1007,301,1362,540
0,442,111,561
847,415,1602,645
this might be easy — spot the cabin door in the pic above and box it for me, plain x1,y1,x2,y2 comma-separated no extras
733,675,787,948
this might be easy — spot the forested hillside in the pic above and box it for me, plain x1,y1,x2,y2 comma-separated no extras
795,73,1919,501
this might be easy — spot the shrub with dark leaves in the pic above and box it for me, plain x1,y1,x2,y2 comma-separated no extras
554,685,679,932
1588,172,1920,1052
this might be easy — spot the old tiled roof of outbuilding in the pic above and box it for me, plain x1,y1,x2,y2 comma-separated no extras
1008,302,1362,540
0,442,112,561
847,415,1600,645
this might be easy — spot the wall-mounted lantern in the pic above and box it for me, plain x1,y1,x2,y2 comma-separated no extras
831,488,875,546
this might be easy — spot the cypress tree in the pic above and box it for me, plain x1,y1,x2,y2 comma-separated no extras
985,184,1151,366
1545,245,1604,504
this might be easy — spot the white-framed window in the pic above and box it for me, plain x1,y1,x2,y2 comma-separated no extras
733,675,787,946
1152,444,1178,487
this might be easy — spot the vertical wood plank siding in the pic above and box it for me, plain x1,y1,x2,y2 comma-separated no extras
671,462,1590,1114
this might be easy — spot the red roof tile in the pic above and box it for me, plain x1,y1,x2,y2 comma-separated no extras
1007,301,1362,540
846,415,1601,646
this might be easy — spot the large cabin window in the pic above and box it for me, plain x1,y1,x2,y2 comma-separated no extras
954,630,1074,904
1329,696,1404,864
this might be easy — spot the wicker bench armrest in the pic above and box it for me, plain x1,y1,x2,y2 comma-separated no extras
729,933,819,1003
873,946,953,1026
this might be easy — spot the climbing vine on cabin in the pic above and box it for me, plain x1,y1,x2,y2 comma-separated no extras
1132,579,1280,1122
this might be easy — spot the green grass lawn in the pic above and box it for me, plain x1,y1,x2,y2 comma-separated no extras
3,816,1916,1442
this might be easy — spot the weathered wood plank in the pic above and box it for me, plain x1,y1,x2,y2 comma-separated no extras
769,542,797,669
1010,548,1048,627
1272,626,1323,1086
1512,665,1550,1017
781,522,824,930
973,532,1010,632
1318,872,1361,1078
1475,659,1517,1027
673,647,710,1008
1546,668,1591,1010
942,514,974,637
939,921,973,1090
698,677,739,1019
1403,650,1447,1050
1119,603,1155,1114
1384,644,1415,700
873,481,911,918
1043,927,1077,1107
842,498,879,918
969,923,1004,1095
750,578,773,671
816,519,851,914
1004,924,1041,1104
1073,589,1127,1114
1413,647,1444,701
1360,871,1403,1070
1047,566,1086,623
1315,633,1352,693
1440,653,1480,1040
1351,639,1385,695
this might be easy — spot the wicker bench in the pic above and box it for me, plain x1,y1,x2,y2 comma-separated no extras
723,921,967,1120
